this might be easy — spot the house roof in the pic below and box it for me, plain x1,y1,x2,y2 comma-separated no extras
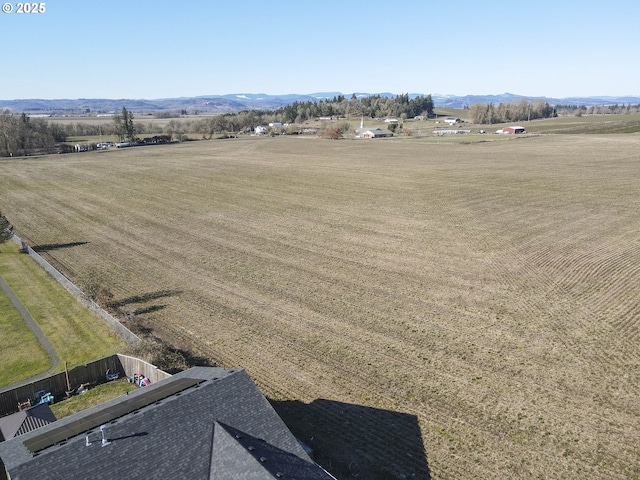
355,125,394,136
357,127,393,137
0,404,57,442
0,367,335,480
210,421,334,479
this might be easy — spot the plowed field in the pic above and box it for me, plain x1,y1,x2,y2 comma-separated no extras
1,134,638,479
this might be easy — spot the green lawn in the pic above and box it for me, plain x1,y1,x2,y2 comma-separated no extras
0,284,50,386
50,379,137,419
0,241,127,388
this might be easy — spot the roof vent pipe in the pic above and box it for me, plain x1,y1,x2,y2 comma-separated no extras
100,425,111,447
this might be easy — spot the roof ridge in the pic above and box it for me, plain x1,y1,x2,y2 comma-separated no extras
211,421,335,479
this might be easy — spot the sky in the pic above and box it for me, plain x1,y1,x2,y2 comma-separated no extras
1,0,639,100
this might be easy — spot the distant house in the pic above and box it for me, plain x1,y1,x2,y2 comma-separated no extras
0,367,337,480
444,117,461,125
384,118,398,124
0,404,56,442
268,122,282,128
355,117,394,139
254,125,268,135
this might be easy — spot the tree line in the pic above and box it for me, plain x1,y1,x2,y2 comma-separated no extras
469,100,555,124
469,100,640,124
0,107,170,155
275,93,434,123
557,103,640,117
0,111,67,157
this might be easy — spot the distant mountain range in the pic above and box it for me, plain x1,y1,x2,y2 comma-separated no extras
2,92,639,114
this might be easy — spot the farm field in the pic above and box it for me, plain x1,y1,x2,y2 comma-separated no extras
0,134,638,478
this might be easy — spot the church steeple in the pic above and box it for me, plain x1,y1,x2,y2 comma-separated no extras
360,115,364,128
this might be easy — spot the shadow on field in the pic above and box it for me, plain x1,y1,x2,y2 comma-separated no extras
107,289,183,309
271,398,430,480
31,241,89,252
129,304,167,316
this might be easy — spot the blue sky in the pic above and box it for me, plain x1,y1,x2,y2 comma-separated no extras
1,0,638,100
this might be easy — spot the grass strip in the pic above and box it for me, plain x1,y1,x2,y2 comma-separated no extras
0,242,126,384
0,286,51,386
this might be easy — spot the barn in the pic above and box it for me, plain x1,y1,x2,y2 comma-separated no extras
502,126,526,134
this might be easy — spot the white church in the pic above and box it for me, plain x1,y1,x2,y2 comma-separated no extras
354,117,394,138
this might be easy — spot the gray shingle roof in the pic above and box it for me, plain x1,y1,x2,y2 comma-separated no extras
211,421,334,479
0,367,335,479
0,404,56,442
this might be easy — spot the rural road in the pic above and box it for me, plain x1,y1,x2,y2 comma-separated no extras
0,272,61,392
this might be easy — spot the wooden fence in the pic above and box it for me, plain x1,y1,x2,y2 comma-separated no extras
10,234,140,345
0,355,170,418
116,354,171,384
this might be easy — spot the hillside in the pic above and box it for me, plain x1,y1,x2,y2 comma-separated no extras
1,92,638,115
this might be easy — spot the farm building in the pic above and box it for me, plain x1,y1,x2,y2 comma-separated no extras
254,125,268,135
500,126,527,134
0,367,336,480
355,117,394,138
444,117,461,125
433,129,471,135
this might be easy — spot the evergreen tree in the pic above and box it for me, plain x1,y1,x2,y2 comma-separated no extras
0,211,13,246
113,106,138,143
